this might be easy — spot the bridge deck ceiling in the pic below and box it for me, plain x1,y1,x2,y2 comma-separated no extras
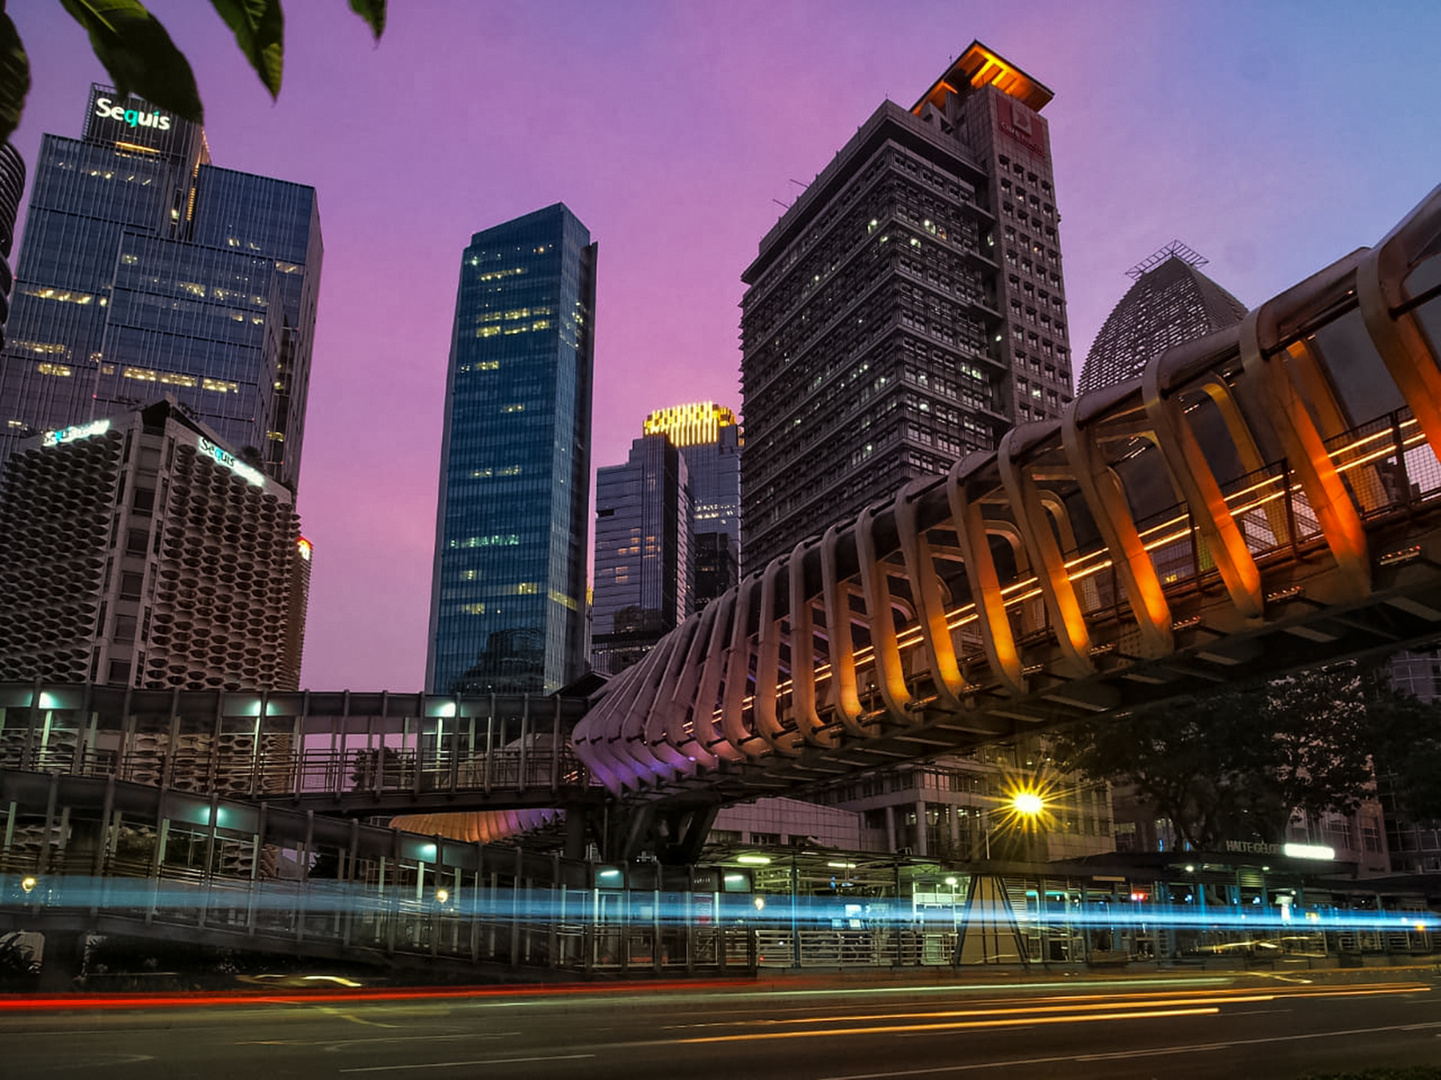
577,184,1441,808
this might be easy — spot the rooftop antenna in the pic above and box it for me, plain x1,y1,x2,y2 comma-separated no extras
1127,240,1207,279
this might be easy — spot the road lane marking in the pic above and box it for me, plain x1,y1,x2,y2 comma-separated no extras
323,1033,518,1052
339,1054,595,1072
318,1006,399,1028
819,1020,1441,1078
34,1053,155,1071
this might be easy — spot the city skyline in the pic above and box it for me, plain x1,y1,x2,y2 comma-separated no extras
6,2,1441,689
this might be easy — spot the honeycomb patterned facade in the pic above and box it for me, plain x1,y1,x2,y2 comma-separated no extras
0,401,309,691
0,427,120,681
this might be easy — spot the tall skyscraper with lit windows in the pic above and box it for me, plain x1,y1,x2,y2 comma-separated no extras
740,42,1072,572
0,85,322,491
427,204,596,696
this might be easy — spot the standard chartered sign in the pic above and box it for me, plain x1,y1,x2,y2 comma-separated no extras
94,97,173,132
199,436,266,487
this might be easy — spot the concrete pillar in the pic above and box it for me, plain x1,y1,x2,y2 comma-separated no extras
563,804,588,861
38,931,86,992
914,799,928,857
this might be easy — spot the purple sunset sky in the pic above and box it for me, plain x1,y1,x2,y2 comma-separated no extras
9,1,1441,691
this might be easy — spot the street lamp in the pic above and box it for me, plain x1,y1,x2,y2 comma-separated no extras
1011,791,1045,818
982,786,1049,859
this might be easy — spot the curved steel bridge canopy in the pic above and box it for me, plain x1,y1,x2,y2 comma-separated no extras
577,185,1441,807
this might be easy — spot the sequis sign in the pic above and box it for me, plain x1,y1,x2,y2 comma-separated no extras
94,97,172,131
199,436,266,487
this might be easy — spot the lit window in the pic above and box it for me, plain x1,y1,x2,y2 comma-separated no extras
22,287,94,305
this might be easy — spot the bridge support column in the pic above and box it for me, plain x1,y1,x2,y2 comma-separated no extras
38,931,87,992
563,804,589,861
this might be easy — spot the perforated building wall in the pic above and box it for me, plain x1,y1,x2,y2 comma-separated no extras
0,400,308,691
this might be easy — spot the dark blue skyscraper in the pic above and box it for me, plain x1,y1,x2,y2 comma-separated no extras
427,204,596,695
0,85,322,490
590,433,690,676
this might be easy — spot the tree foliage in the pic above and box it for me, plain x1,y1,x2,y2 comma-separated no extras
1369,686,1441,823
0,0,387,145
1051,662,1441,851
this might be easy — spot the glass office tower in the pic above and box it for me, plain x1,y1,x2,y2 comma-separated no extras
642,401,742,607
590,433,690,676
427,204,596,695
0,86,322,491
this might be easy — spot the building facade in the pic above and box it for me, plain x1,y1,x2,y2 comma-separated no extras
427,204,596,696
1076,242,1248,393
642,402,742,551
643,401,742,606
739,43,1073,572
590,434,690,676
0,400,310,690
0,141,24,348
0,86,322,491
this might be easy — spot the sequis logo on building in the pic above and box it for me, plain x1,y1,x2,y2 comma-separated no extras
94,97,172,131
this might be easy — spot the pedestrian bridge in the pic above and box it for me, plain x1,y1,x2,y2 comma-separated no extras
0,687,596,842
576,184,1441,811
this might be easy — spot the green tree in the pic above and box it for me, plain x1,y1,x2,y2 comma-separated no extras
1368,686,1441,823
1052,664,1385,850
0,0,387,145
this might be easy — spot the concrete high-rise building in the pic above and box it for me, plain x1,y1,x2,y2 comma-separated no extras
0,142,24,349
1077,242,1248,393
427,204,596,696
590,433,690,676
643,401,742,605
0,399,310,690
740,42,1073,572
0,86,322,491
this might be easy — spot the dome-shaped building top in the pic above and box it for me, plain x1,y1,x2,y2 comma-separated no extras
1077,242,1248,394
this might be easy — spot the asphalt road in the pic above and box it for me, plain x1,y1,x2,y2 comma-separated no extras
2,970,1440,1079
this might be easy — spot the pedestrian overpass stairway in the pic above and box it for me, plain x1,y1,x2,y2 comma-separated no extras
576,184,1441,818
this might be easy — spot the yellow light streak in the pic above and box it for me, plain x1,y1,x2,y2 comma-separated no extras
677,1007,1221,1043
714,992,1276,1029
